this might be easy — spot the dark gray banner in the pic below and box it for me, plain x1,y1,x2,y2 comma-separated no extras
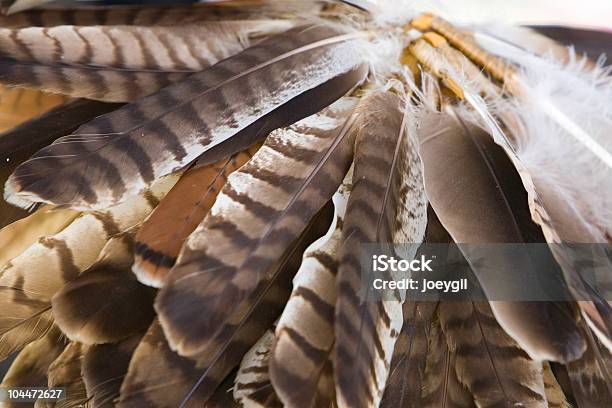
360,243,612,301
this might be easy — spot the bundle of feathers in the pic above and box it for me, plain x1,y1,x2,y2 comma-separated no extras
0,0,610,407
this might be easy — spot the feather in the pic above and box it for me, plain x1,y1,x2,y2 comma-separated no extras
118,320,211,408
133,143,261,288
124,204,334,407
0,205,79,267
234,327,281,408
52,232,156,345
269,169,352,408
414,109,585,363
0,98,120,228
0,326,64,402
421,313,475,408
379,301,438,408
439,300,547,407
334,91,422,408
0,175,175,360
5,24,368,210
0,86,65,132
44,342,89,408
82,333,143,408
156,96,359,357
543,362,570,408
207,370,240,408
0,20,294,71
0,60,189,102
565,321,612,407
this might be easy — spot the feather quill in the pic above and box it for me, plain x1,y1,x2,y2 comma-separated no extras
52,231,156,345
415,109,585,363
0,175,175,360
234,328,281,408
5,24,368,210
156,96,359,356
334,91,422,408
133,143,261,288
269,169,352,408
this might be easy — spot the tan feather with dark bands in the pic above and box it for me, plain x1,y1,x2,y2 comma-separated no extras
5,24,367,210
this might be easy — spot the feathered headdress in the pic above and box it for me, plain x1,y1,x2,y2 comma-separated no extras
0,0,610,407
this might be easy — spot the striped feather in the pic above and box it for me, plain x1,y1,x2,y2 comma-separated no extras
82,333,143,408
269,170,352,408
133,143,261,288
52,231,156,345
439,301,547,407
157,96,359,357
334,91,417,408
0,98,120,228
234,327,281,408
5,24,368,210
421,314,475,407
380,301,437,408
0,60,188,102
44,342,89,408
0,175,176,360
415,109,584,363
0,20,293,71
124,204,334,407
118,320,211,408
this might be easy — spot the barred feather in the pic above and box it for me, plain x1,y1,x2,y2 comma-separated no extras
0,175,176,359
234,328,281,408
157,96,359,357
5,24,368,210
269,170,352,408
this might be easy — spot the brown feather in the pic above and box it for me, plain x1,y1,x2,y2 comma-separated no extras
0,326,64,408
133,143,262,288
415,109,584,363
82,334,142,408
44,342,89,408
52,232,156,345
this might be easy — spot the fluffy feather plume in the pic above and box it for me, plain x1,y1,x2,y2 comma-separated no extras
133,143,262,288
269,170,352,408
